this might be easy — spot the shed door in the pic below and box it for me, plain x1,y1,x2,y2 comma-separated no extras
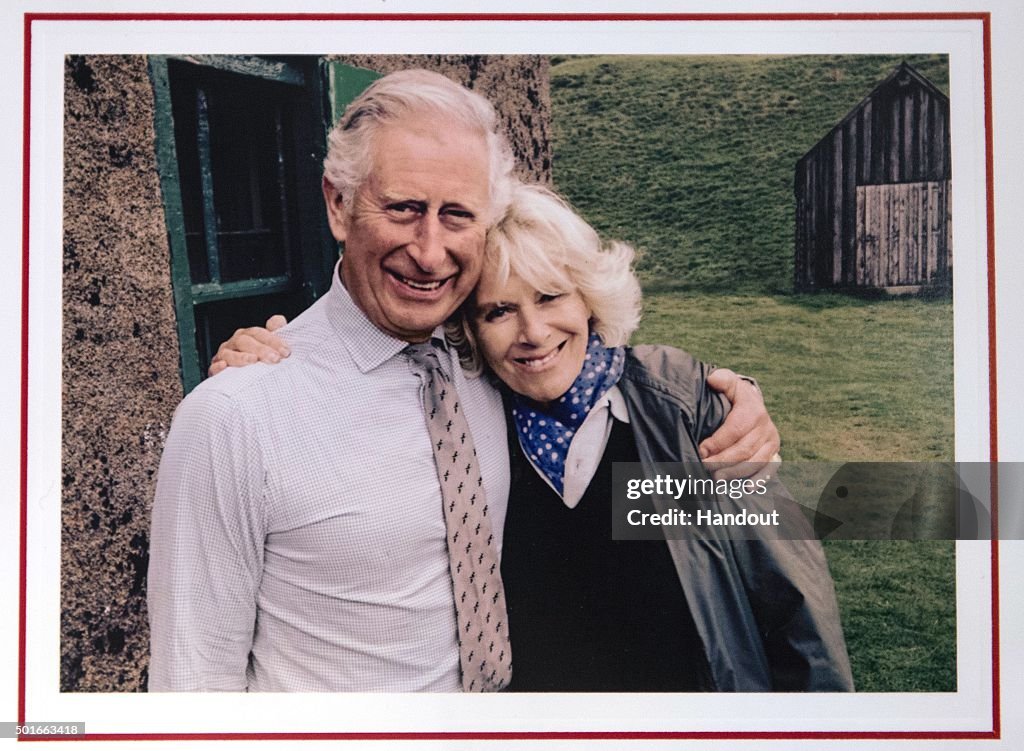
855,180,951,289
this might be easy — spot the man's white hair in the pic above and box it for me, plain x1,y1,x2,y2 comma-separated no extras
322,68,515,226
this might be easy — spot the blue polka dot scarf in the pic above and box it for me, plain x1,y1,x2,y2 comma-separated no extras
511,331,626,496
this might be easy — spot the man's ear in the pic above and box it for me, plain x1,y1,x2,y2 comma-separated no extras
322,176,349,243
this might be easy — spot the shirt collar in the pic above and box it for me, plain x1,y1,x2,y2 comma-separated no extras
325,262,448,374
606,385,630,423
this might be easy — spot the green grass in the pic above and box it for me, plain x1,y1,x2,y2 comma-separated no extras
549,55,957,692
551,54,949,294
636,292,954,461
824,540,957,692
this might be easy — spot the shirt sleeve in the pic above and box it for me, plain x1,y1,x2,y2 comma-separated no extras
147,386,267,691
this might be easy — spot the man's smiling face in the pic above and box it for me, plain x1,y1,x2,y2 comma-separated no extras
324,113,491,343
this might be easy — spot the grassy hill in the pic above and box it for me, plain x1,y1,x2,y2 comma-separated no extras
549,53,955,464
550,54,949,294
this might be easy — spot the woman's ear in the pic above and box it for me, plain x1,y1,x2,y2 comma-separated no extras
322,177,349,243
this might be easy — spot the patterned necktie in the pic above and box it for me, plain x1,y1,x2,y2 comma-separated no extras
405,341,512,692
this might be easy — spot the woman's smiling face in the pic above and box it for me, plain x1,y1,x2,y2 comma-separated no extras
471,268,591,406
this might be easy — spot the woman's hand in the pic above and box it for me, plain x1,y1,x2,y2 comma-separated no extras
699,368,781,480
208,315,290,377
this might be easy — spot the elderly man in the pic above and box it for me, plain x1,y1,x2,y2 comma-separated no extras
148,69,778,692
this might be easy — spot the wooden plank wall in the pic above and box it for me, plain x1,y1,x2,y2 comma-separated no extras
855,180,951,287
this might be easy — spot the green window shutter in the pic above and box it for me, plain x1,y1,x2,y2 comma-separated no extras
151,58,383,394
151,55,336,394
149,55,203,393
323,62,382,127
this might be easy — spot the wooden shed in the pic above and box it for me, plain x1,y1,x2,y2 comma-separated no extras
794,62,951,293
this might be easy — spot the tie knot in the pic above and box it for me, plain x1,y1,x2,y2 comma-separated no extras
405,342,444,374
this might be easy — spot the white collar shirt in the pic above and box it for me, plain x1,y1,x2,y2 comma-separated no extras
524,386,630,509
148,268,509,692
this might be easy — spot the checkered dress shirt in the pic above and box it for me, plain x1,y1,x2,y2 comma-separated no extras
148,269,510,691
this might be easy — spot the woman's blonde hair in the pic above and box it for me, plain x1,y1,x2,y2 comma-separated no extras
448,181,642,373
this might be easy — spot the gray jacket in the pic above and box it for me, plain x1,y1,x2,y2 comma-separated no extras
618,345,854,691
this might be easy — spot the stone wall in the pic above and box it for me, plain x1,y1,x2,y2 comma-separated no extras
62,54,185,692
61,54,550,692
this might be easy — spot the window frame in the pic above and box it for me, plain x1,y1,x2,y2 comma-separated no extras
149,54,335,392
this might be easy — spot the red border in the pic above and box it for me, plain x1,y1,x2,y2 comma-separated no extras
19,7,32,733
20,11,995,21
981,9,1001,739
7,730,1006,742
20,11,999,742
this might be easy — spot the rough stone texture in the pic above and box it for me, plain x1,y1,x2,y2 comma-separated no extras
62,55,184,691
330,55,552,183
61,54,550,692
